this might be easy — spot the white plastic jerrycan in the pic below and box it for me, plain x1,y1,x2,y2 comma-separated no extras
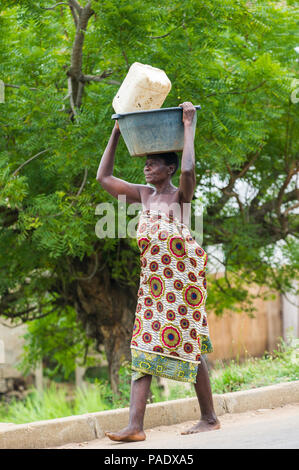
112,62,172,114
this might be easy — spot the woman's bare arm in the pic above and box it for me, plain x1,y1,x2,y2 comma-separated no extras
96,121,146,203
178,102,196,203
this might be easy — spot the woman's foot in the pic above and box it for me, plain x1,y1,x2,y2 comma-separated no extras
105,426,146,442
181,418,221,435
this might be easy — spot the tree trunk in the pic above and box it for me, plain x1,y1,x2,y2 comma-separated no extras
74,253,138,394
100,305,134,395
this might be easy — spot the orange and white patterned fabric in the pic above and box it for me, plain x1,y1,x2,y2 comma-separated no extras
131,208,211,364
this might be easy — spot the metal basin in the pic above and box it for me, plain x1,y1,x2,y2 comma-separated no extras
111,105,201,156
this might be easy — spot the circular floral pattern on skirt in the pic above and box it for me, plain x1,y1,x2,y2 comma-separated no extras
164,267,173,279
193,310,201,322
138,223,147,233
190,328,197,340
166,292,176,303
138,237,150,255
144,297,153,307
142,332,152,343
152,320,161,331
151,223,160,235
190,258,197,267
136,303,142,313
149,275,164,299
144,309,153,320
195,246,205,257
157,301,163,312
161,254,171,265
168,236,186,258
161,325,182,349
149,261,159,272
133,317,142,337
177,261,186,272
137,287,144,297
158,230,169,241
202,315,208,326
183,285,204,307
203,278,207,289
151,245,160,255
180,318,189,329
186,235,195,243
184,343,193,353
131,340,138,347
188,272,197,282
153,345,164,353
174,280,183,290
166,309,176,321
178,305,187,316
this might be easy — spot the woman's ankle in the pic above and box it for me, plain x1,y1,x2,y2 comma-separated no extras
200,413,219,424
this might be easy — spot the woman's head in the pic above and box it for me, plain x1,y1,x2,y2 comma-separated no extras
144,152,179,184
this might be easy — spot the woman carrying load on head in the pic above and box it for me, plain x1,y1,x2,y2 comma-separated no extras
96,102,220,442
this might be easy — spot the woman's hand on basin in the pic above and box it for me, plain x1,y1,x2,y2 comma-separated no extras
179,102,196,127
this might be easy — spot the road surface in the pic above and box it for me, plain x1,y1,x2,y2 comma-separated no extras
52,403,299,449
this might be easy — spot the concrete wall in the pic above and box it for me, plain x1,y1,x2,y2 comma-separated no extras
207,283,283,362
282,279,299,340
0,321,27,393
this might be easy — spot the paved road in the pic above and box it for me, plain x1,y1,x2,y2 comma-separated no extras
53,403,299,449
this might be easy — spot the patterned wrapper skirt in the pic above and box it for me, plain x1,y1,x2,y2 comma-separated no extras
131,208,213,384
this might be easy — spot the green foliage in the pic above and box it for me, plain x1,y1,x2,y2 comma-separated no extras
0,362,165,424
18,307,96,380
0,0,298,370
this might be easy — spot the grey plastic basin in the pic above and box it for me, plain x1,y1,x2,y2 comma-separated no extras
111,105,201,157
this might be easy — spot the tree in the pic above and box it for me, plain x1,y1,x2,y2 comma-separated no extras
0,0,298,391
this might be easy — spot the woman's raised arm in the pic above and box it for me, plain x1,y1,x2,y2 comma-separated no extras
96,121,145,204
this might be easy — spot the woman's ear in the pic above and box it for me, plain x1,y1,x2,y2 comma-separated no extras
169,164,175,175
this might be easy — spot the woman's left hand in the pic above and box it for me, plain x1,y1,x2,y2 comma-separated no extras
179,102,196,126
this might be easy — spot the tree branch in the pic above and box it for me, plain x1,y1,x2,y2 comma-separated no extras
276,160,299,215
148,25,182,39
81,71,114,82
222,189,245,215
4,83,38,91
47,167,88,218
68,0,82,14
40,2,69,10
284,202,299,217
68,3,79,27
121,50,129,68
253,188,299,219
205,80,267,98
66,1,94,113
67,76,77,117
207,148,262,217
11,149,51,178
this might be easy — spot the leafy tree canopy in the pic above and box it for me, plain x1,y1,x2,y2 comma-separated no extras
0,0,298,385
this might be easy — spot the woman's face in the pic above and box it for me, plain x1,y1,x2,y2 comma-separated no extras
144,157,172,185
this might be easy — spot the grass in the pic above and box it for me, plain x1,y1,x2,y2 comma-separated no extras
0,339,297,424
211,337,299,393
159,337,299,399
